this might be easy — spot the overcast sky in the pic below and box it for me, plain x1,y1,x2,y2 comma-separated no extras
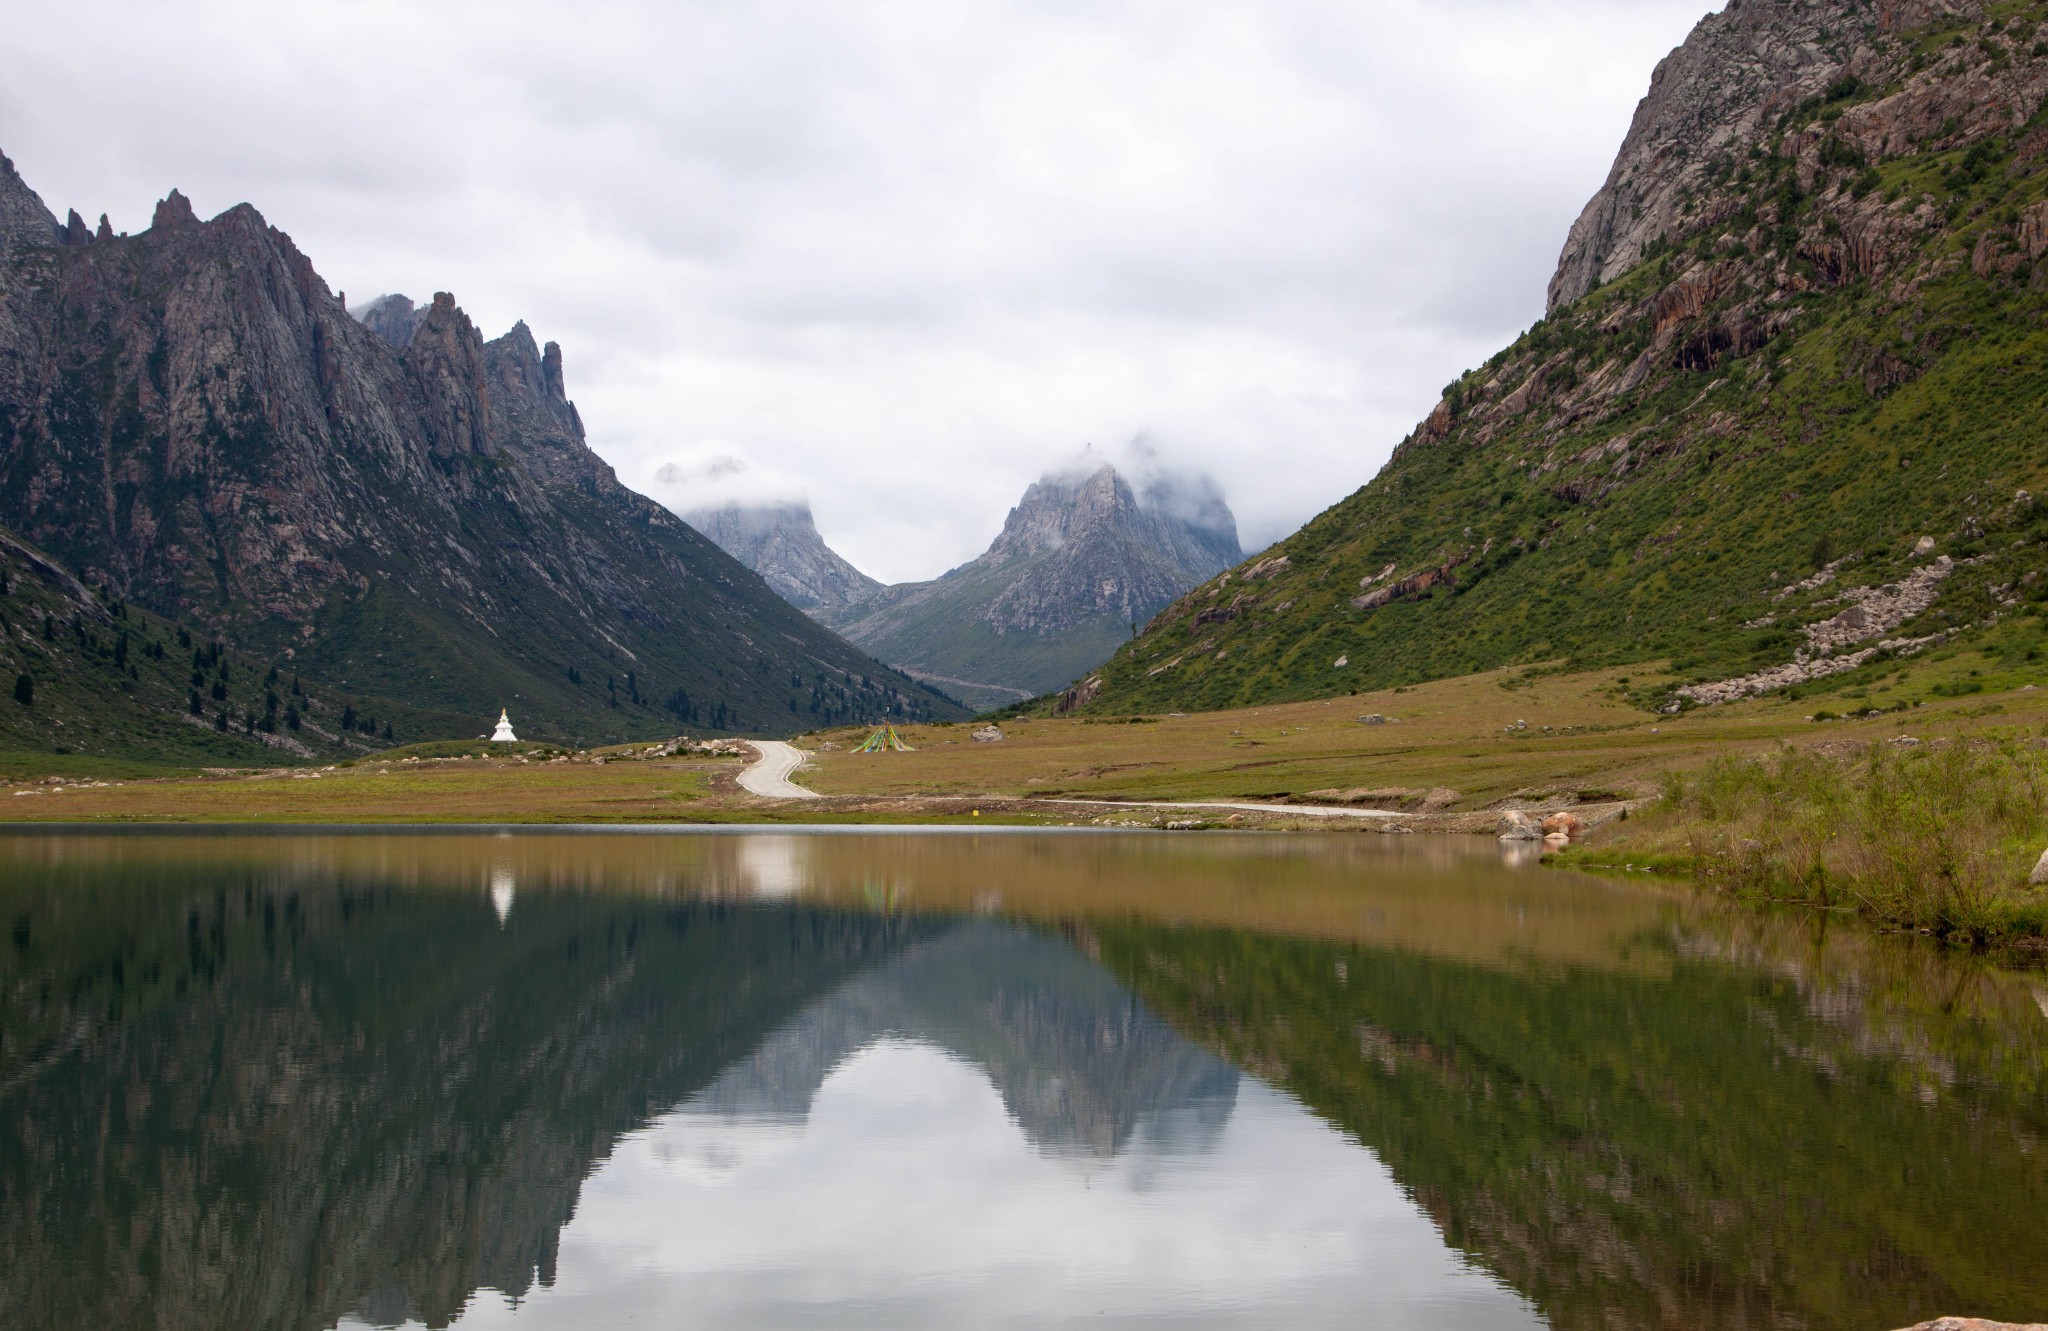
7,0,1719,583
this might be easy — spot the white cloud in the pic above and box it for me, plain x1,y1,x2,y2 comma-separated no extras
371,1039,1541,1328
3,0,1720,582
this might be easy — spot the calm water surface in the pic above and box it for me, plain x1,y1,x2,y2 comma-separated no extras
1,830,2045,1330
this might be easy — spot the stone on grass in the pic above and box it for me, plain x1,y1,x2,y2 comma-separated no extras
972,725,1005,743
1893,1320,2048,1331
2031,849,2048,887
1541,812,1587,840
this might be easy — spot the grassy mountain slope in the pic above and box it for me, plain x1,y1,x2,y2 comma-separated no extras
1073,0,2048,717
0,526,471,774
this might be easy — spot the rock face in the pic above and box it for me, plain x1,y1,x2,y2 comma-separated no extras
349,292,427,350
679,501,883,611
0,155,961,741
820,463,1242,710
1075,0,2048,718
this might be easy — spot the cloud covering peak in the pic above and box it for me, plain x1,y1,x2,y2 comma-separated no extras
5,0,1719,582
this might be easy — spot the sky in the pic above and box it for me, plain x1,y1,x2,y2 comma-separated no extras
6,0,1720,584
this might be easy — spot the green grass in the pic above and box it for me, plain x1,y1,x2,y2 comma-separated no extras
0,534,469,775
1573,736,2048,956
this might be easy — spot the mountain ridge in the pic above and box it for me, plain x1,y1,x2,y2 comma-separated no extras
677,500,883,612
815,462,1243,709
1067,0,2048,717
0,154,964,748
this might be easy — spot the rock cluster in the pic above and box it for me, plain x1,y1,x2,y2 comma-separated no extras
1679,556,1957,707
1802,556,1954,653
1497,810,1588,846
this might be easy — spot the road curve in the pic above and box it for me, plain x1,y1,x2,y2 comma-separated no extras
738,741,820,800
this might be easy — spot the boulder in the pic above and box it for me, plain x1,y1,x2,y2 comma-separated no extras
1892,1320,2048,1331
1497,811,1543,842
971,725,1004,743
1541,812,1587,840
1357,714,1387,726
1544,832,1572,849
2031,849,2048,887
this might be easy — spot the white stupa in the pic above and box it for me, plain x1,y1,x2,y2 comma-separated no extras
491,709,518,742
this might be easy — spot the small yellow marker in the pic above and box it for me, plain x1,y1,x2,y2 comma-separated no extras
972,809,981,817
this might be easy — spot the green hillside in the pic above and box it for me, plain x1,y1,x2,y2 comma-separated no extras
0,528,470,774
1072,3,2048,717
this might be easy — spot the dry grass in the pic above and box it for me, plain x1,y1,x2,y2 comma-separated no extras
797,664,2048,811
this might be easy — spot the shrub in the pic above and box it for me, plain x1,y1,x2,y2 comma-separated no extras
12,673,30,706
1666,739,2048,944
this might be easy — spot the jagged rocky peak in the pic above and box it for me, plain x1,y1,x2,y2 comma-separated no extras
352,292,428,349
1548,0,1990,311
0,149,959,735
0,150,61,255
815,453,1244,706
679,496,884,612
989,459,1242,574
151,188,197,230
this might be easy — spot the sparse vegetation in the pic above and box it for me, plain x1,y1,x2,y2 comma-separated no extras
1589,737,2048,953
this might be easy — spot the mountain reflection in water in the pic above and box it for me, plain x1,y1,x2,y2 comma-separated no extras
0,831,2044,1330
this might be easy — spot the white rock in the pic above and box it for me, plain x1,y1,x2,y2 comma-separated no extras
1912,535,1937,557
1497,810,1543,842
2031,849,2048,887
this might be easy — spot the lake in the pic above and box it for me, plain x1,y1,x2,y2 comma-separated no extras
1,829,2044,1330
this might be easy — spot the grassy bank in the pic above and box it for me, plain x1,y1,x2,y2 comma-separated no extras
1569,737,2048,955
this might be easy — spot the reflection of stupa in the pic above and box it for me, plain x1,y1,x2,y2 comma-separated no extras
490,709,518,742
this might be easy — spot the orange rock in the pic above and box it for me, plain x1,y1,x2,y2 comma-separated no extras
1540,812,1587,839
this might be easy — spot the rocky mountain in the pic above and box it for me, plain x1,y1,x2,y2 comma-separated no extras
1072,0,2048,716
0,152,963,749
816,462,1243,710
680,500,883,611
348,291,427,350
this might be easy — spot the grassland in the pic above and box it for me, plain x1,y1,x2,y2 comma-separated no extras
5,639,2043,829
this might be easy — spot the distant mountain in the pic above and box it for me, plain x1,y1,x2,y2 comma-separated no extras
815,463,1242,710
348,292,428,350
680,501,883,612
0,152,964,749
1073,0,2048,716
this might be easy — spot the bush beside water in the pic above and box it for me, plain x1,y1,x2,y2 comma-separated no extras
1665,739,2048,950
